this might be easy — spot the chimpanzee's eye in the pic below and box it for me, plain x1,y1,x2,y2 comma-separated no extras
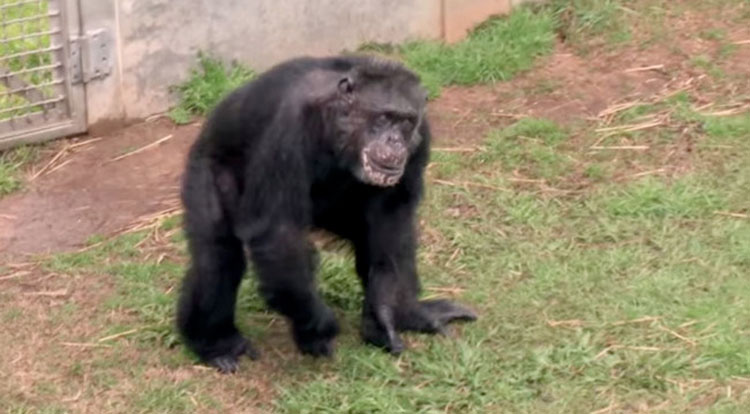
374,114,389,127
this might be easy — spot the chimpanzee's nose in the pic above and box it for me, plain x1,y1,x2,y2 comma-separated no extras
374,140,407,169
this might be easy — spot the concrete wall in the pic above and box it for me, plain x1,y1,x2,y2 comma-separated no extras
80,0,536,126
77,0,125,132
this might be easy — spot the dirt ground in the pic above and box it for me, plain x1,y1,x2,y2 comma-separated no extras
1,4,750,411
6,35,744,259
0,120,196,257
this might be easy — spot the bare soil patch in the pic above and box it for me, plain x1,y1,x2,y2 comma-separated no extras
0,119,200,258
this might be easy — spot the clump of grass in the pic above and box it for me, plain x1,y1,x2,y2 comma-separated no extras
168,53,256,124
478,118,572,180
602,176,726,218
316,250,362,311
703,114,750,141
699,27,727,41
666,93,750,147
132,381,195,413
584,163,610,182
614,103,659,123
399,7,557,97
0,145,38,197
43,230,183,347
500,117,569,146
690,54,725,80
718,42,738,59
549,0,631,52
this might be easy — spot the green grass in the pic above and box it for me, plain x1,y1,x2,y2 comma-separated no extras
476,117,572,181
547,0,750,53
271,114,750,412
169,7,556,114
699,28,727,41
168,53,256,124
393,7,557,98
132,381,196,413
691,54,726,80
43,231,185,347
23,108,750,413
269,134,750,412
667,92,750,148
703,114,750,141
548,0,631,53
432,117,573,183
600,176,726,218
5,1,750,412
5,404,68,414
0,145,38,196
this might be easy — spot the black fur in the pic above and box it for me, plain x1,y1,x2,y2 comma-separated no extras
176,55,477,373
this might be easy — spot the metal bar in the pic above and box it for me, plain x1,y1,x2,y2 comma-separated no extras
0,0,40,11
0,63,61,78
1,12,59,27
0,45,63,62
0,0,88,148
0,67,48,105
48,0,75,119
0,29,61,44
0,95,65,116
0,79,64,97
0,118,78,151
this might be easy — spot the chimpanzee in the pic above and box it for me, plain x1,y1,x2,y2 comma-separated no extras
176,54,477,373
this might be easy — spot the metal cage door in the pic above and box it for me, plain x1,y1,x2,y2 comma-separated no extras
0,0,86,150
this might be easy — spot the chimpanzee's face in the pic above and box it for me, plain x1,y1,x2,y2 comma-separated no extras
329,67,427,187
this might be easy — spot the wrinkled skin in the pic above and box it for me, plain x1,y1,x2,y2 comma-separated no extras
176,55,477,373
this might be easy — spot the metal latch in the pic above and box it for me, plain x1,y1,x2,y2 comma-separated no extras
70,28,112,84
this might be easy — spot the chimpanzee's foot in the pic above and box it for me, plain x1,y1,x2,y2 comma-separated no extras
292,305,340,357
361,299,477,354
205,335,259,374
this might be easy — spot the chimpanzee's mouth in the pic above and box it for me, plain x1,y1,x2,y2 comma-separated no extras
361,153,405,187
368,157,404,175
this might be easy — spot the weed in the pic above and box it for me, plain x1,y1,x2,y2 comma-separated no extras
615,103,659,123
133,381,195,413
601,176,726,218
584,163,609,182
703,114,750,142
398,7,556,97
691,54,726,80
168,53,256,124
0,145,38,196
718,43,739,59
699,28,727,41
549,0,631,53
478,118,572,180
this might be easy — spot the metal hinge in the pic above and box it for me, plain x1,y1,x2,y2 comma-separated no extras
70,28,113,84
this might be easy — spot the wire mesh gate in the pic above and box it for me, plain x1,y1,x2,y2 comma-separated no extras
0,0,86,150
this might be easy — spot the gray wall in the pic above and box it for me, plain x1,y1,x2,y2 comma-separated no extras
81,0,534,126
77,0,124,129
